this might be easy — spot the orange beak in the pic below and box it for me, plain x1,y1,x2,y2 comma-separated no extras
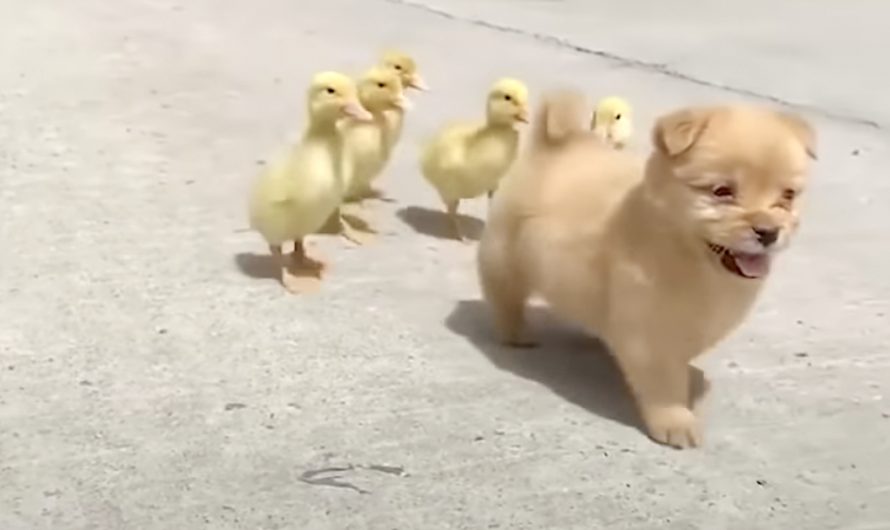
516,108,530,124
342,100,373,121
392,94,413,111
407,73,429,91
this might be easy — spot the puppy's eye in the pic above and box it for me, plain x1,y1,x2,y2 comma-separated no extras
782,188,797,201
711,184,735,199
325,87,336,95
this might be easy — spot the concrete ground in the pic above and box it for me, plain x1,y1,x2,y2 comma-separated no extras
1,0,888,528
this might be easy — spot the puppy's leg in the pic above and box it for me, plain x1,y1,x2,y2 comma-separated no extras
477,237,536,348
688,365,711,412
615,339,700,449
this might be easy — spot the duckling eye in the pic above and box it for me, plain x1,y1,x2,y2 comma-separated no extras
377,82,386,89
615,113,622,120
504,94,512,101
394,64,403,70
325,87,336,95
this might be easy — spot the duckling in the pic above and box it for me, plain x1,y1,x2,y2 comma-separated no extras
248,71,372,294
379,50,428,166
420,78,529,241
380,49,428,95
590,96,632,149
341,67,411,205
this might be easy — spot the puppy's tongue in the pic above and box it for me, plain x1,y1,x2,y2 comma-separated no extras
732,252,770,278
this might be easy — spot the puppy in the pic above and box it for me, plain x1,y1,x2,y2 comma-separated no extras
477,91,817,448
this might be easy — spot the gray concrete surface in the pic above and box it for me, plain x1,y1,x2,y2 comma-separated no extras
1,0,888,528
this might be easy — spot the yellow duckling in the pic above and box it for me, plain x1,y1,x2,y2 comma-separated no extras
341,67,411,205
591,96,633,149
420,78,529,241
248,71,372,294
380,49,429,92
379,50,428,162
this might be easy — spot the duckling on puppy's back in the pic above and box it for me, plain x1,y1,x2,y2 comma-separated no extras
420,78,529,240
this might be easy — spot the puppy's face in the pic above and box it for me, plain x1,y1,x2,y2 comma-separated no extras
650,106,817,280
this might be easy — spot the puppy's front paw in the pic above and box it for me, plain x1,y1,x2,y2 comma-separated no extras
500,329,538,349
505,337,538,349
643,405,701,449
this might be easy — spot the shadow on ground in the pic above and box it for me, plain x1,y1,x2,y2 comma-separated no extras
234,253,278,280
446,299,642,430
397,206,484,241
446,300,710,434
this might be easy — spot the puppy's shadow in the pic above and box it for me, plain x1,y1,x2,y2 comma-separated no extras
397,206,484,241
446,300,709,433
234,253,278,280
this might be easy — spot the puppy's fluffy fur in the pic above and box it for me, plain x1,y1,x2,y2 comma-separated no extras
477,91,816,448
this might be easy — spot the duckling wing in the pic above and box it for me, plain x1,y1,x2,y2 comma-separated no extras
422,123,478,174
248,144,340,243
342,120,388,195
382,109,406,156
421,123,489,203
258,152,297,204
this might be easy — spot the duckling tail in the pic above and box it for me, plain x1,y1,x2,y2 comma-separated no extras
531,89,590,148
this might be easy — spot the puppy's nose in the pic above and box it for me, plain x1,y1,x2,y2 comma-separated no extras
753,227,779,247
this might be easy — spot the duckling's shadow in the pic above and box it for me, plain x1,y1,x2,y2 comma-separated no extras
234,253,278,280
446,300,709,432
397,206,484,241
342,212,376,234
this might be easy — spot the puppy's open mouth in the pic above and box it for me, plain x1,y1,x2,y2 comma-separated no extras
707,243,770,279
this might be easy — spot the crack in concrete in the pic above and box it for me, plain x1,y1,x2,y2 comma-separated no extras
387,0,883,130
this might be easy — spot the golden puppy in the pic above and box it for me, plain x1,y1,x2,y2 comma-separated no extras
477,91,816,448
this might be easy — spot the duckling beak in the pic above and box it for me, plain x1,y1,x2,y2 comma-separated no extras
392,94,413,111
516,109,530,124
407,73,429,91
342,100,373,122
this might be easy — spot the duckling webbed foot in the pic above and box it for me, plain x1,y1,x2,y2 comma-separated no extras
340,216,376,246
340,205,377,244
292,240,328,276
270,244,321,294
281,267,322,294
321,208,374,245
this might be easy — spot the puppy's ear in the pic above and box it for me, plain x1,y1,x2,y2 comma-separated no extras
533,90,588,145
775,111,817,160
652,107,711,157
